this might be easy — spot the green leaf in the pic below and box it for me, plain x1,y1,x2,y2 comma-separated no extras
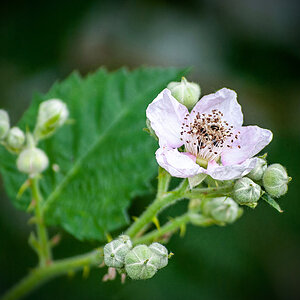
262,193,283,213
0,67,187,241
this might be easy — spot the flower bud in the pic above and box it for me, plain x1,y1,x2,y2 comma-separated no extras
117,235,133,250
202,197,242,224
149,242,168,269
17,147,49,176
125,245,160,280
167,77,200,110
233,177,261,207
6,127,25,152
188,213,214,227
104,239,131,268
34,99,69,140
262,164,291,198
0,109,10,139
247,158,267,181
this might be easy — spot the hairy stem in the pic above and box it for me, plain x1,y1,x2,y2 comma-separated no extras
30,177,52,266
125,179,189,238
133,213,191,245
2,211,195,300
2,175,232,300
185,184,234,199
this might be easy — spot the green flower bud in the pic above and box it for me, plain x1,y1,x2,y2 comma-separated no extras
233,177,261,207
34,99,69,140
117,235,133,250
203,197,242,224
247,158,267,181
0,109,10,139
17,147,49,176
167,77,201,110
188,213,214,227
149,242,168,269
125,245,160,280
104,239,131,268
263,164,291,198
6,127,25,152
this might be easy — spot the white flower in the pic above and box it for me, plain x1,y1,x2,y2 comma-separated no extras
146,88,272,180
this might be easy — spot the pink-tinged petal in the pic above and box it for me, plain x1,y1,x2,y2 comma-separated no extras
207,158,258,180
221,125,273,166
146,89,188,148
156,147,206,178
190,88,243,128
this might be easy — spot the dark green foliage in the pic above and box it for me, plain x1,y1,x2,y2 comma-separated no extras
0,67,186,241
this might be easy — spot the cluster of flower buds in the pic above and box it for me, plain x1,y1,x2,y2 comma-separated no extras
232,156,291,208
0,99,69,177
104,235,169,280
189,158,290,226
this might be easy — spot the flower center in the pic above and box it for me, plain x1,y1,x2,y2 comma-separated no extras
180,109,240,166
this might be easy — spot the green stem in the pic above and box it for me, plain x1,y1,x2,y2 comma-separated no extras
2,211,194,300
2,211,192,300
185,184,234,199
133,213,191,245
1,250,102,300
125,179,189,238
2,175,233,300
30,177,52,267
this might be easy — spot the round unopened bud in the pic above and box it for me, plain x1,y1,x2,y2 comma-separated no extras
0,109,10,139
17,147,49,176
203,197,241,224
104,239,131,268
247,158,267,181
6,127,25,151
149,242,168,269
34,99,69,140
263,164,291,198
167,77,200,110
117,235,133,250
189,213,214,226
125,245,160,280
233,177,261,207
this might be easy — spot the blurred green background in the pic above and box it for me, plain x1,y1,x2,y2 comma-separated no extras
0,0,299,299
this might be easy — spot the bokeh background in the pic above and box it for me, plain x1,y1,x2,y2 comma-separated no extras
1,0,299,299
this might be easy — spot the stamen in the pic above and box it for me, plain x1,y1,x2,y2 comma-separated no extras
181,110,241,164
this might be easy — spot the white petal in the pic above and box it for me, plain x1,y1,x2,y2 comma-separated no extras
207,158,258,180
146,89,188,148
190,88,243,128
221,125,273,166
155,147,205,178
